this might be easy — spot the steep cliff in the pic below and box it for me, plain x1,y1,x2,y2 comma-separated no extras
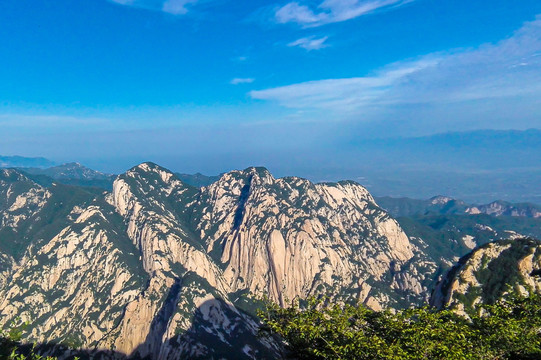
192,167,419,309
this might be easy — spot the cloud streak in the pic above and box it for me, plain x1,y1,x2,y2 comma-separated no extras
231,78,255,85
288,36,329,50
109,0,198,15
251,16,541,116
275,0,413,27
250,58,438,111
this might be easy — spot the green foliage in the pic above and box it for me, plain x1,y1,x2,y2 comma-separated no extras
0,318,57,360
471,294,541,359
397,214,541,264
259,294,541,359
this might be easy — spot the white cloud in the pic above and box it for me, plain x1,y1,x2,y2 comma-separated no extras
275,0,412,27
251,16,541,115
108,0,198,15
231,78,255,85
288,36,329,50
162,0,197,15
276,3,323,24
250,59,436,111
110,0,135,5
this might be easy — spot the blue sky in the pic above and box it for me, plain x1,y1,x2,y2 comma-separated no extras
1,0,541,175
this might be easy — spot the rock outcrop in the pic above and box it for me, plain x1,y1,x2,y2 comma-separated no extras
430,238,541,315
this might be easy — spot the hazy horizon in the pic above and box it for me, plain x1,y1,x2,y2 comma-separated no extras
3,126,541,205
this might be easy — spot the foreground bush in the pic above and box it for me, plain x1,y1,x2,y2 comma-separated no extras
259,294,541,359
0,319,56,360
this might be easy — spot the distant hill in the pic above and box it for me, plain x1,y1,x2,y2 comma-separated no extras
0,155,55,168
175,172,221,187
466,200,541,218
376,195,541,276
376,195,541,218
20,162,115,190
375,196,468,217
346,128,541,172
324,129,541,204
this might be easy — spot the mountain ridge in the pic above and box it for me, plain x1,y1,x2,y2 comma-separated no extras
0,156,56,169
0,162,429,358
1,162,541,358
376,195,541,218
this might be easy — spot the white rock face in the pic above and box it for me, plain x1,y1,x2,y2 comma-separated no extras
194,168,417,308
0,169,50,229
462,235,477,250
0,252,12,288
0,164,437,359
0,206,146,348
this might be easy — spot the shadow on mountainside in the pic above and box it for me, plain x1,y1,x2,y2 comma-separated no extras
11,298,278,360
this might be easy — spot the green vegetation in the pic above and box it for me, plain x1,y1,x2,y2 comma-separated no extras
397,213,541,269
0,182,99,260
476,238,539,304
259,294,541,359
0,319,56,360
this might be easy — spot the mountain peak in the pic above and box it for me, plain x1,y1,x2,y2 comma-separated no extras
430,195,454,205
215,166,275,187
63,162,83,168
128,162,178,181
135,161,163,172
0,168,30,182
243,166,273,180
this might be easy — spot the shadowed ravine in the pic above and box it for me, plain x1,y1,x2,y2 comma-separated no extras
21,299,275,360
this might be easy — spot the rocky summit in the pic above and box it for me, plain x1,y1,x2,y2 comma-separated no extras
431,237,541,315
0,162,538,359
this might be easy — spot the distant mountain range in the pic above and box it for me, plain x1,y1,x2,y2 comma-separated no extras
174,172,221,188
317,128,541,204
0,155,56,169
376,195,541,218
19,162,116,190
3,128,541,203
345,128,541,172
2,160,540,216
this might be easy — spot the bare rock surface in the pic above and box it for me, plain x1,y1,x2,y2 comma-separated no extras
0,163,504,359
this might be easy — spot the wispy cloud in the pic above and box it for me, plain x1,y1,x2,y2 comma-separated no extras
250,58,438,111
109,0,198,15
231,78,255,85
275,0,413,27
251,16,541,115
162,0,197,15
288,36,329,50
232,56,249,62
110,0,134,5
